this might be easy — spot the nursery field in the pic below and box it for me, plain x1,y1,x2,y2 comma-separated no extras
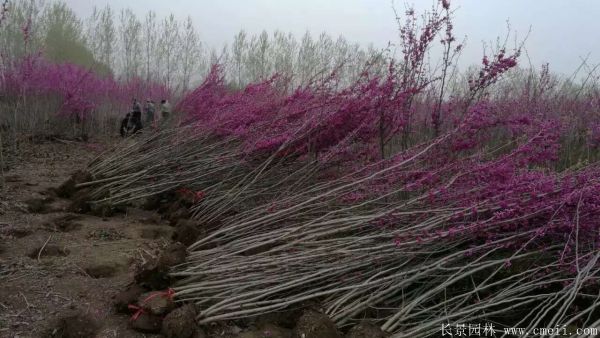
1,0,600,337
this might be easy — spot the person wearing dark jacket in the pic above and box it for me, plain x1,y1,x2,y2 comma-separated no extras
120,112,132,137
131,98,143,133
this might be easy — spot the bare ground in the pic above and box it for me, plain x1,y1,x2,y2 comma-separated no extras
0,139,380,338
0,140,172,337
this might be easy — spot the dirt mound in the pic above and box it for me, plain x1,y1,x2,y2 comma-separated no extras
28,244,70,259
139,291,176,315
173,219,202,246
84,262,120,278
139,225,173,239
56,170,93,199
166,203,191,226
255,307,304,329
44,313,99,338
133,241,189,290
129,312,162,333
68,188,92,213
345,322,388,338
0,224,33,238
56,171,119,216
114,284,146,313
162,304,198,338
240,324,292,338
158,242,187,268
24,197,55,213
44,214,84,232
134,260,171,290
292,309,341,338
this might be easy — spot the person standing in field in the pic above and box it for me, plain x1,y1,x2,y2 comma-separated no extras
131,98,143,133
160,99,171,124
144,99,156,127
160,99,171,119
120,112,132,137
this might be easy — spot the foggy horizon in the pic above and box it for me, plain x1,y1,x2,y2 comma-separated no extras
65,0,600,76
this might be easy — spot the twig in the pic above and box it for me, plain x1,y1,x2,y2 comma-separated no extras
37,235,52,262
18,292,32,313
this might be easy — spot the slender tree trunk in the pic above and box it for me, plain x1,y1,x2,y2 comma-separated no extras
0,130,5,190
379,109,385,159
13,100,19,154
433,42,452,137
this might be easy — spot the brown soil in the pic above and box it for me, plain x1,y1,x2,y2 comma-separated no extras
43,312,100,337
0,140,384,338
292,309,341,338
0,141,173,337
161,304,198,338
345,322,389,338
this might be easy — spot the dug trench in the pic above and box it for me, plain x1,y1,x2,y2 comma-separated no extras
0,141,388,338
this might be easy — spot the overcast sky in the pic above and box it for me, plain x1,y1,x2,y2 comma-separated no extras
64,0,599,75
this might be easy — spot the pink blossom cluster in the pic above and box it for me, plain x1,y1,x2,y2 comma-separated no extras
1,54,170,120
469,50,519,93
351,103,598,272
590,122,600,148
177,64,416,159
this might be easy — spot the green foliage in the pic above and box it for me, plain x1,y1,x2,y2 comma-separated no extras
42,2,111,76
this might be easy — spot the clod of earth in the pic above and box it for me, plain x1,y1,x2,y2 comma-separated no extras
168,207,191,226
56,170,93,199
68,188,92,213
0,225,32,238
161,304,198,338
173,220,202,246
158,242,187,268
139,226,173,239
142,195,164,211
84,263,118,278
292,309,341,338
114,284,146,313
255,308,303,329
139,291,176,315
345,322,388,338
135,260,171,290
45,313,99,338
129,312,163,334
139,214,162,225
239,324,292,338
203,323,242,337
89,203,115,217
4,175,21,183
28,244,69,259
25,197,53,213
47,214,83,232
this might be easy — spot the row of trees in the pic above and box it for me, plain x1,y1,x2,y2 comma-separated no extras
86,6,390,90
0,0,388,92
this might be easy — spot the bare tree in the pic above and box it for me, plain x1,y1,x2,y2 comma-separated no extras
118,9,142,79
85,5,114,72
271,30,296,81
246,30,270,82
231,29,247,87
142,10,157,83
296,31,316,86
159,14,179,88
178,16,201,92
